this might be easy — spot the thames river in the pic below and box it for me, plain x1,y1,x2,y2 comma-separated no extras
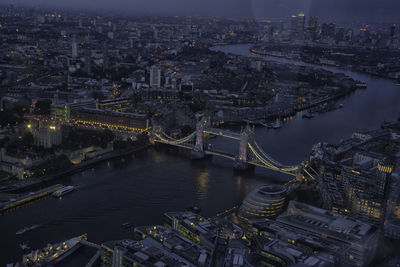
1,44,400,264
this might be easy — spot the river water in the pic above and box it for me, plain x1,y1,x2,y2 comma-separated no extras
1,44,400,264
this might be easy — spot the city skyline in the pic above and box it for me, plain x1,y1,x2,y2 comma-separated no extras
2,0,400,23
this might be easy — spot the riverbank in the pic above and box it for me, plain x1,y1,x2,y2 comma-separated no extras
0,145,151,194
249,45,400,83
209,44,363,125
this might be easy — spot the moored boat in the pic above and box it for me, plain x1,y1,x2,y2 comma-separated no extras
302,112,314,119
16,225,41,235
272,121,282,129
52,186,77,197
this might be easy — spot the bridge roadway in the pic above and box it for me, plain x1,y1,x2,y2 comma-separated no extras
155,139,297,176
85,249,101,267
153,127,299,176
81,239,101,249
204,149,235,160
155,140,236,160
203,128,241,140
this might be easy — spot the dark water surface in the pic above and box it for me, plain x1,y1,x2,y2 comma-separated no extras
1,44,400,264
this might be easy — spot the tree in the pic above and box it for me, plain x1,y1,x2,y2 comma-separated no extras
135,132,149,146
21,132,34,146
13,104,29,116
34,99,52,115
181,125,194,136
100,129,115,148
31,154,71,177
102,129,115,142
0,111,17,127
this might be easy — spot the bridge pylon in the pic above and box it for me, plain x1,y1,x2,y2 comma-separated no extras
191,117,207,159
234,125,255,172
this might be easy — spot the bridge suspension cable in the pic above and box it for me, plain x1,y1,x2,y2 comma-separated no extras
247,143,298,174
161,131,196,142
154,131,196,145
251,141,299,172
248,143,283,170
153,126,300,176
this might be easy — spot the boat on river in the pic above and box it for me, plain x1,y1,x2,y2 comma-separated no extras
15,234,87,266
272,121,282,129
52,186,77,197
302,112,314,119
16,225,41,235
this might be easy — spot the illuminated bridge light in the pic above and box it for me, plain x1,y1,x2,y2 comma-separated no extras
153,125,299,176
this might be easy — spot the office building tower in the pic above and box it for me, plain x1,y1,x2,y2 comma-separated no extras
71,38,78,58
291,13,305,39
308,16,318,28
390,25,396,38
150,65,162,89
84,51,91,74
321,23,336,39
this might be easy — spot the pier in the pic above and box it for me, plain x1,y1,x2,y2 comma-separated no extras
0,184,63,214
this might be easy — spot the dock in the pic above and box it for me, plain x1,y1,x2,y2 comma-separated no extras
0,184,63,214
0,193,19,202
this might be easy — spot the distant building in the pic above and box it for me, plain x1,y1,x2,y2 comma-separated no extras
95,98,132,112
150,65,162,89
291,13,305,39
321,22,336,40
72,38,78,58
308,16,318,28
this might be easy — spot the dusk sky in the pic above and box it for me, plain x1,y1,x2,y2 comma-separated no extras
4,0,400,23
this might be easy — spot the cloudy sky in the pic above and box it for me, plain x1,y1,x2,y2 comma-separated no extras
4,0,400,23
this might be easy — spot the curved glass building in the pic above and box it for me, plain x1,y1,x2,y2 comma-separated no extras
238,185,287,221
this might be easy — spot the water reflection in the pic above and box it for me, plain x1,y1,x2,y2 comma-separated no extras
196,170,209,199
151,149,165,164
236,175,243,190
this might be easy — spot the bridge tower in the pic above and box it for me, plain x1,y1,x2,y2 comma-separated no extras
191,117,207,159
234,125,255,171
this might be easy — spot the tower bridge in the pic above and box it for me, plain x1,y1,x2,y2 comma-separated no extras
152,118,312,180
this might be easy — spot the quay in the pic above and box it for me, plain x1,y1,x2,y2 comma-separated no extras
0,145,150,194
0,184,63,215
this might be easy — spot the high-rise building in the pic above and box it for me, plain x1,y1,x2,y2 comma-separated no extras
306,16,319,41
336,27,346,42
84,51,91,74
71,38,78,58
390,24,396,38
291,13,305,39
150,65,162,89
129,32,134,49
321,23,336,39
308,16,318,28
